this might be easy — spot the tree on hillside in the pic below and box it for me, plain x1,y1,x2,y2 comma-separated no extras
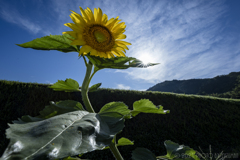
232,75,240,98
206,75,240,99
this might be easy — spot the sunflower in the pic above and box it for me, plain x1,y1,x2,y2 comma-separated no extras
63,7,132,59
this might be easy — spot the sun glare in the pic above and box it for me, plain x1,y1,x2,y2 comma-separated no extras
138,54,154,65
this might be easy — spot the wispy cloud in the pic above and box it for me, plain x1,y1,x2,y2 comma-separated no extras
0,2,41,34
46,80,53,85
116,84,131,90
111,0,240,84
50,0,240,85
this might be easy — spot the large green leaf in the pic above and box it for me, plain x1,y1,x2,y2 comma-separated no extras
98,99,169,120
84,54,159,72
131,99,170,117
48,78,80,92
16,34,78,53
98,101,132,119
1,110,125,160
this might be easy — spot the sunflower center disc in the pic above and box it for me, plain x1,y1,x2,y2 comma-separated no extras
94,30,107,43
83,24,115,52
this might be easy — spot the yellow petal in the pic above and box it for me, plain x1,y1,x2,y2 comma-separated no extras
106,18,122,31
116,40,132,46
120,50,126,56
102,14,108,24
93,8,98,22
80,45,92,55
79,7,90,23
75,33,84,40
70,39,86,45
112,22,125,32
111,19,122,29
90,49,98,56
115,49,126,56
69,15,85,30
109,52,115,57
107,53,112,58
70,10,87,26
115,19,122,24
62,31,77,38
64,23,81,32
111,48,122,56
85,7,95,23
101,52,108,58
106,51,114,57
105,18,115,26
83,52,88,55
112,28,125,37
96,8,103,24
116,46,126,54
120,29,126,34
115,29,126,35
111,51,120,57
70,18,86,29
116,34,126,39
95,51,100,57
115,41,129,50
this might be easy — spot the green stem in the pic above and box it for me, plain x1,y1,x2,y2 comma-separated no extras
81,60,95,113
83,56,88,67
109,135,124,160
81,60,124,160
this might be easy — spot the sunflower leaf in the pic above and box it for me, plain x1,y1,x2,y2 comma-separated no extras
88,83,102,92
156,140,200,160
131,99,170,117
1,110,125,160
48,78,80,92
98,101,132,119
16,34,78,53
86,54,159,70
101,137,134,150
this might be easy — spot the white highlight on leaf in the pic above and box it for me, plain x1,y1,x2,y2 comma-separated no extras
1,141,24,159
48,148,59,159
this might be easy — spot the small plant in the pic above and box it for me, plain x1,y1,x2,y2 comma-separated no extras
195,145,227,160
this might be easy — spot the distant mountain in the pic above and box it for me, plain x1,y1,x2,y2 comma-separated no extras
146,71,240,96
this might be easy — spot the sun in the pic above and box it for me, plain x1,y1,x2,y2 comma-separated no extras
138,53,154,66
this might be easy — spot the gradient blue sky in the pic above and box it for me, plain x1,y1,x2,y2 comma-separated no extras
1,0,240,91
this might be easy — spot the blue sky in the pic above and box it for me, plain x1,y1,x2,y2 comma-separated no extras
0,0,240,91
